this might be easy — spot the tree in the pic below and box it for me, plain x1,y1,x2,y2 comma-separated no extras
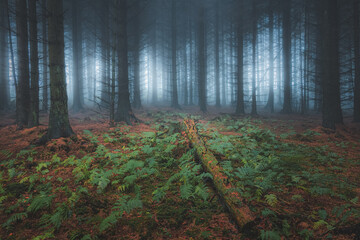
171,0,180,109
198,1,206,113
47,0,74,139
214,0,220,107
320,0,342,129
266,0,274,113
72,0,83,111
29,0,39,126
152,6,158,104
354,0,360,122
251,0,257,115
133,0,141,109
114,0,136,124
16,0,30,128
281,0,292,113
0,0,9,110
42,0,48,112
235,0,244,115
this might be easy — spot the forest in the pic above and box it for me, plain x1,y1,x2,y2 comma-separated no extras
0,0,359,239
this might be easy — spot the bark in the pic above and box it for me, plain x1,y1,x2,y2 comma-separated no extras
133,0,141,109
110,37,116,125
235,1,244,115
72,0,83,111
320,0,343,129
251,0,257,115
47,0,74,139
29,0,39,126
281,0,292,113
198,2,206,112
114,0,136,124
132,0,141,109
152,27,158,104
42,0,48,112
183,28,188,105
266,0,274,113
314,3,322,113
215,0,220,107
171,0,180,109
189,14,194,105
16,0,30,128
354,0,360,122
0,0,9,110
100,1,110,107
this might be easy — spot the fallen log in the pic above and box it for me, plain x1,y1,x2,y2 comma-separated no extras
182,118,255,229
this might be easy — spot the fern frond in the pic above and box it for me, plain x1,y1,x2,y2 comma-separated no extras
99,211,121,232
2,212,28,229
27,192,54,213
264,194,278,207
180,184,194,199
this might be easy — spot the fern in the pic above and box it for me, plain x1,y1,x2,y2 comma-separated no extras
152,188,167,202
309,186,331,196
2,212,28,229
264,194,278,207
261,208,276,217
123,175,137,185
194,184,209,201
49,204,70,229
100,196,143,232
260,230,281,240
89,169,112,193
27,191,54,213
180,184,194,199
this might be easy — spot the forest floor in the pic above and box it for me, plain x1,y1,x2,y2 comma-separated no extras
0,107,359,240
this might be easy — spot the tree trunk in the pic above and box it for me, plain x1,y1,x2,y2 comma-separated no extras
251,0,257,115
281,0,292,113
110,36,116,125
266,0,274,113
171,0,180,109
198,2,207,112
47,0,74,139
152,23,158,104
235,1,244,115
0,0,9,110
354,0,360,122
115,0,135,124
100,1,110,108
42,0,48,112
16,0,30,128
215,0,220,107
72,0,83,111
29,0,39,127
183,25,188,105
321,0,343,129
189,13,194,105
133,0,141,109
314,3,322,113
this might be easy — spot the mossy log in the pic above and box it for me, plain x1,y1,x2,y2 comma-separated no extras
182,118,255,229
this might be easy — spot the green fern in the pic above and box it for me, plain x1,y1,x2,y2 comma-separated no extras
264,194,278,207
260,230,281,240
152,188,166,202
194,184,209,201
48,204,70,229
180,184,194,199
100,196,143,232
2,212,28,229
27,191,54,213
